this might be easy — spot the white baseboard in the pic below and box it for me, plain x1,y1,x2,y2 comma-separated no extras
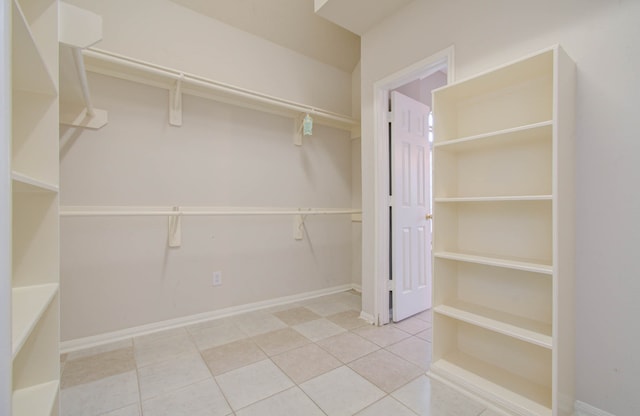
61,283,360,353
574,401,616,416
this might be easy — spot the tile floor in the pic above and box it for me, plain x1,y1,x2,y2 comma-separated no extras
60,290,494,416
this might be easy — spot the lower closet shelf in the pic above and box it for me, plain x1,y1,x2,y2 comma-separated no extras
12,380,59,416
434,303,552,348
429,353,551,416
11,284,59,357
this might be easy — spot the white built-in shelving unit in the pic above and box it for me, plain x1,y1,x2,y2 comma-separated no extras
7,0,60,415
429,46,576,416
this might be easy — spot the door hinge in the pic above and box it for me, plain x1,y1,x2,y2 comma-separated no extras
387,111,393,123
387,280,393,291
388,195,393,207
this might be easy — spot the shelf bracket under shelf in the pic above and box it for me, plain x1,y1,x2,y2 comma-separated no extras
59,3,108,130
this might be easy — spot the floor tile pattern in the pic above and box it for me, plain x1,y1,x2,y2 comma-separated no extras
61,291,490,416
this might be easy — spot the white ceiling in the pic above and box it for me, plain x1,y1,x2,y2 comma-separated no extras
314,0,415,36
169,0,413,73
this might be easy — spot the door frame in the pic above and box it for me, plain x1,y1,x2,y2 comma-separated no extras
372,46,455,325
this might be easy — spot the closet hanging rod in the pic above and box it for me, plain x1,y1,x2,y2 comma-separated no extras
60,207,362,217
82,48,359,130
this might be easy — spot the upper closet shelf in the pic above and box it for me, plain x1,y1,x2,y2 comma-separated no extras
79,48,360,134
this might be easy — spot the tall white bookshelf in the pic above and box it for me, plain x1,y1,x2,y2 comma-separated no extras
7,0,60,415
428,46,576,416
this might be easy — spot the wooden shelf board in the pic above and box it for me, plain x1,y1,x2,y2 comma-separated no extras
429,352,552,416
434,302,552,349
435,195,552,203
434,121,552,152
12,380,59,416
11,171,59,193
11,0,57,95
433,251,552,274
12,284,59,359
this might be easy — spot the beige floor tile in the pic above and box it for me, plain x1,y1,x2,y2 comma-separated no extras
186,319,247,351
327,310,369,330
134,328,198,368
353,324,412,347
271,343,341,384
391,375,486,416
273,307,321,326
304,300,354,317
293,318,346,341
386,336,432,370
300,366,385,416
355,396,417,416
60,371,139,416
141,378,231,416
102,404,142,416
137,352,211,400
66,339,133,361
251,327,310,356
216,359,294,411
349,349,423,393
201,338,266,376
61,347,136,389
393,316,432,335
415,327,433,342
414,309,433,323
235,386,325,416
316,332,379,363
232,312,287,336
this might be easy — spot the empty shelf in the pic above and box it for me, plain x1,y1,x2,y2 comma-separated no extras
12,284,58,358
11,1,57,95
430,352,551,416
435,302,552,348
433,251,552,274
12,380,59,416
11,171,59,193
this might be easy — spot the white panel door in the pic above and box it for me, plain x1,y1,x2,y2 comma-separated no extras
391,91,432,322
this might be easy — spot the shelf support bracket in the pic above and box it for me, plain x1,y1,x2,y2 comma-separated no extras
59,3,108,129
169,74,184,126
167,206,182,248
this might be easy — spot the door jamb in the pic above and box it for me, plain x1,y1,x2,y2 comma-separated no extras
372,46,455,325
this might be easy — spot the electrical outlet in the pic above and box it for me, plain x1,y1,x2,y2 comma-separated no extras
212,271,222,286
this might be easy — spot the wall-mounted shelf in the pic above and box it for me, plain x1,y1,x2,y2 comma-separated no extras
433,251,552,274
7,0,61,414
78,48,359,133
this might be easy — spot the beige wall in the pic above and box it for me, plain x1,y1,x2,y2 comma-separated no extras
360,0,640,414
60,0,357,341
65,0,352,115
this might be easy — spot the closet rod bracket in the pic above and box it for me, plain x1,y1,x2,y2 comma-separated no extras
169,74,184,126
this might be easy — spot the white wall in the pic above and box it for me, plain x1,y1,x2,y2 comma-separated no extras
360,0,640,414
60,73,353,341
65,0,352,116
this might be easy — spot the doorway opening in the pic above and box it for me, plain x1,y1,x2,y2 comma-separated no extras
373,47,454,325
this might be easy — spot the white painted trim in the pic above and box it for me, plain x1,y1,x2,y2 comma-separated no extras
574,401,616,416
61,284,358,353
359,310,376,325
371,46,454,325
1,0,12,412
